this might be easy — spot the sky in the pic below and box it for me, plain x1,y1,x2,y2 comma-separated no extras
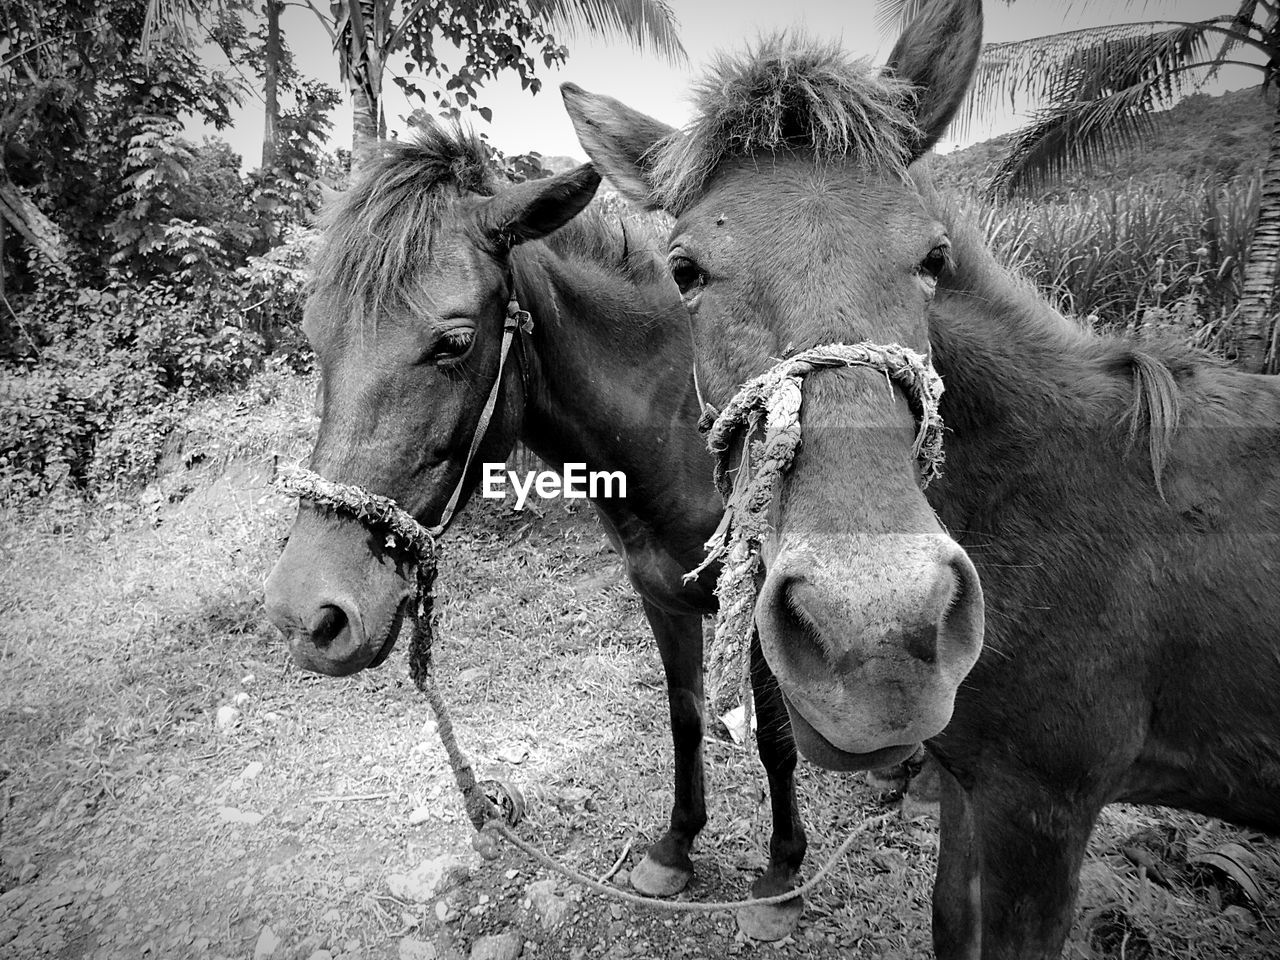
194,0,1258,168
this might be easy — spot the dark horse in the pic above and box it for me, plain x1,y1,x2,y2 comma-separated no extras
561,0,1280,956
263,128,813,937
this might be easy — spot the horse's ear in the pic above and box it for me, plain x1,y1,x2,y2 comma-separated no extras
479,163,601,247
561,83,674,211
885,0,983,161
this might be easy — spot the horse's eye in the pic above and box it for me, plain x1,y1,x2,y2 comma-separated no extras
429,328,474,364
669,255,705,296
921,243,951,281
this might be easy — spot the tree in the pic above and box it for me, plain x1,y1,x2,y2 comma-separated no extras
308,0,686,168
879,0,1280,373
261,0,285,168
2,0,248,287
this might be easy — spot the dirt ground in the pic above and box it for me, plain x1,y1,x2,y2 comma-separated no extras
2,374,1278,960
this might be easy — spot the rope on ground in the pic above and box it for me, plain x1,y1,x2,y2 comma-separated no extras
685,342,947,715
486,812,894,913
274,460,898,917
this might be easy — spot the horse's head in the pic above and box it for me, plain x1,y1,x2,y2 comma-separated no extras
563,0,985,769
265,127,600,676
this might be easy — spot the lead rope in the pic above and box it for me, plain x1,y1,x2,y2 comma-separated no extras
272,321,901,916
274,464,893,912
685,342,947,715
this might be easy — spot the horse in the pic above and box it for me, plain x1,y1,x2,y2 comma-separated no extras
262,126,812,939
558,0,1280,956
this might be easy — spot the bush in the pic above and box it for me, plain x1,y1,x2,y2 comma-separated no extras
0,272,277,499
238,225,320,372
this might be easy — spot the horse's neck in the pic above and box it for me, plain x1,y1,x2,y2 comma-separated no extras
926,267,1100,522
508,242,713,518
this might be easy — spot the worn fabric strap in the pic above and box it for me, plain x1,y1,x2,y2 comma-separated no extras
685,341,946,713
433,298,534,535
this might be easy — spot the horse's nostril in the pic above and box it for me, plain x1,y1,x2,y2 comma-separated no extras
903,623,939,665
309,604,349,649
776,580,832,672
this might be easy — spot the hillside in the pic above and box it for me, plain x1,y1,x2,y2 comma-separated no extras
931,84,1274,198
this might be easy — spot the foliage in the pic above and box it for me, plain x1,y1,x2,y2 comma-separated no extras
249,80,347,241
878,0,1277,193
237,224,321,369
0,268,270,498
932,86,1274,199
306,0,683,164
3,2,248,276
347,0,684,116
969,173,1259,357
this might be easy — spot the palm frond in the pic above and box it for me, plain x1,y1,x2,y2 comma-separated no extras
955,18,1236,139
1204,0,1262,82
141,0,227,57
528,0,686,65
876,1,1228,36
988,86,1158,194
982,18,1257,192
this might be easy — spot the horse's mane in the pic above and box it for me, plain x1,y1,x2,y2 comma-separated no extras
539,198,671,287
650,33,921,211
310,126,666,326
925,179,1195,492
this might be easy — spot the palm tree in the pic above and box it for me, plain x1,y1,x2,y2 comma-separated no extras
310,0,686,169
879,0,1280,373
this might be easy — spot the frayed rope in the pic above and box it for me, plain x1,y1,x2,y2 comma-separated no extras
274,466,496,830
274,464,896,913
685,342,946,714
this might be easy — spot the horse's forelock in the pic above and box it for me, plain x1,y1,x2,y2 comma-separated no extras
308,126,495,330
650,33,922,211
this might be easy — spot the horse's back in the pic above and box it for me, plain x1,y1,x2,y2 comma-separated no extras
946,358,1280,832
1119,364,1280,830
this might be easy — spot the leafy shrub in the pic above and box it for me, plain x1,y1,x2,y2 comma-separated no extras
0,273,270,499
238,225,319,372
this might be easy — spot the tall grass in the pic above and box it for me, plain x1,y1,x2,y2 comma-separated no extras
967,172,1262,357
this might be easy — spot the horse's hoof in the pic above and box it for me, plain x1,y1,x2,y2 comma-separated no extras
736,894,803,941
628,853,692,897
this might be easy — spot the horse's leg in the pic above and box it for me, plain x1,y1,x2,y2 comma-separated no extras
932,763,982,960
736,630,807,941
946,772,1099,960
628,600,706,897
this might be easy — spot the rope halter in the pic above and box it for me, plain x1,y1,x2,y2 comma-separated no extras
270,320,909,910
274,297,534,834
684,341,946,713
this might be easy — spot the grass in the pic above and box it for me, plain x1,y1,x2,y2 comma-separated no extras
960,173,1262,359
0,374,1278,960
